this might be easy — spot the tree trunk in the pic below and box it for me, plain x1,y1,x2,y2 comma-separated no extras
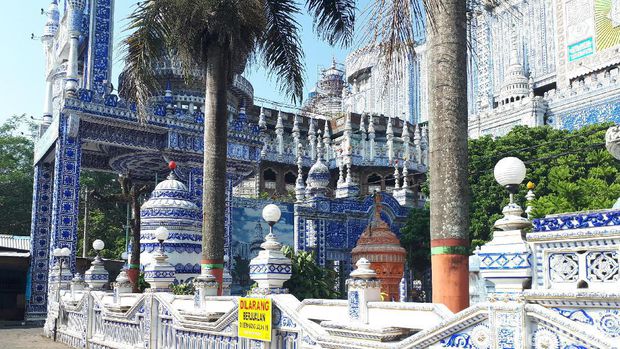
129,184,142,292
427,0,470,312
201,48,230,294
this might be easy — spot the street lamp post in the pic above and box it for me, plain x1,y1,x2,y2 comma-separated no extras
493,157,531,231
52,246,70,341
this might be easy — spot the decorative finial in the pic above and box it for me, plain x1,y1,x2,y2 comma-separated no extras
374,192,382,220
350,258,377,279
168,161,177,170
258,107,267,129
526,181,535,190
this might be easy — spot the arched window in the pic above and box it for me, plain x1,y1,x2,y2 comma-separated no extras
284,171,297,192
263,168,277,190
367,173,382,194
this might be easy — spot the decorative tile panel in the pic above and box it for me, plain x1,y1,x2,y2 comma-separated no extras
25,163,54,319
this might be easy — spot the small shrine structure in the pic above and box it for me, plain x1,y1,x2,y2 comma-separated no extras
351,194,406,301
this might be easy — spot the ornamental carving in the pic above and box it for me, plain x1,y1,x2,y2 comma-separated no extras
549,253,579,282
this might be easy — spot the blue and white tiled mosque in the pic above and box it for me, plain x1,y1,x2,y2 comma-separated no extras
25,0,425,321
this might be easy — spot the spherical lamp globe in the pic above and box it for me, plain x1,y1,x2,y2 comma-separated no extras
262,204,281,225
155,226,170,241
60,247,71,257
493,157,526,192
92,239,105,251
53,247,62,257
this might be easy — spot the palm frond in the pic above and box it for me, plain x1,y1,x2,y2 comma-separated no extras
356,0,427,95
306,0,356,47
262,0,305,104
120,1,171,121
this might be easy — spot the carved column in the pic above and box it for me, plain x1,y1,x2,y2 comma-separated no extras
49,113,82,281
25,163,54,321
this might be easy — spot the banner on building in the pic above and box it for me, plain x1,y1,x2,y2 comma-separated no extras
238,297,272,342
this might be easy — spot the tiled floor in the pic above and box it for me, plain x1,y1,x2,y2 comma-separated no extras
0,326,71,349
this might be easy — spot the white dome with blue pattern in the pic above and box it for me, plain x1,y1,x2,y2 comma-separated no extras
137,172,202,283
306,155,330,197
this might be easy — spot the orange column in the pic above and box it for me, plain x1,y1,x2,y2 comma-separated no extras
431,239,469,313
201,259,224,295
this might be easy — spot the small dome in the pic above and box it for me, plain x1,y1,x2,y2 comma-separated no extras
139,171,201,282
308,161,330,187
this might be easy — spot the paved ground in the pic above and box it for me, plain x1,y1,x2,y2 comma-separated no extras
0,326,70,349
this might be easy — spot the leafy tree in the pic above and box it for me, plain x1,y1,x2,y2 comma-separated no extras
231,255,251,287
170,281,195,295
469,123,618,244
282,245,339,301
77,171,127,259
399,206,430,279
404,123,619,276
0,115,35,236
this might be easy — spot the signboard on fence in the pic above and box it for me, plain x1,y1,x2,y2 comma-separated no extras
238,297,272,342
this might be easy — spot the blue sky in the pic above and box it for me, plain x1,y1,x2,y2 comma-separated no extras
0,1,359,124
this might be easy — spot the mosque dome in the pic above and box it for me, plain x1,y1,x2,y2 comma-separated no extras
138,162,201,283
352,194,406,301
306,150,331,197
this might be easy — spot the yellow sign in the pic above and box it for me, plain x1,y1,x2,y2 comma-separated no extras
238,297,272,342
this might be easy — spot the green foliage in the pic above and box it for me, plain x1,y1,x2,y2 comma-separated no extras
170,281,195,295
468,123,618,243
231,255,251,287
281,245,340,300
408,124,619,271
0,115,35,236
77,171,127,259
399,206,430,279
138,272,150,293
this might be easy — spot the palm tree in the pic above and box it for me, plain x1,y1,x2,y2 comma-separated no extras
426,0,470,313
121,0,355,292
122,0,469,306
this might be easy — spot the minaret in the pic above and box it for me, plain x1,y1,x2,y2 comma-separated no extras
41,0,60,127
359,113,367,161
343,114,353,164
393,159,415,208
164,81,174,114
323,120,332,161
414,124,422,164
258,107,267,158
368,114,376,161
292,114,301,156
393,161,401,190
338,153,345,186
386,116,394,162
420,125,429,166
276,110,284,157
295,144,306,202
499,27,529,105
308,117,317,161
65,0,86,95
402,122,411,163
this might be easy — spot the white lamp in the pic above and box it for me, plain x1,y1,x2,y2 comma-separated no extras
262,204,281,226
61,247,71,257
155,226,170,241
494,157,526,203
53,247,62,257
155,226,169,253
92,239,104,252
